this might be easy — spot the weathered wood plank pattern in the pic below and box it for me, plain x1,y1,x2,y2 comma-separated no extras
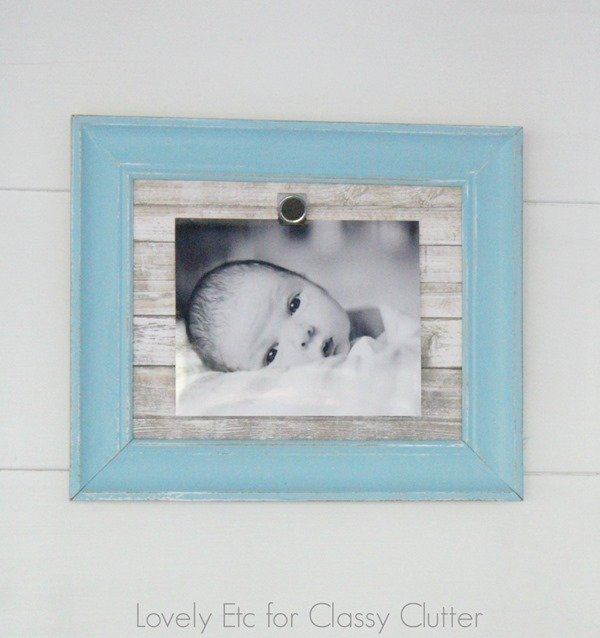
133,316,461,368
133,416,461,440
134,280,175,316
134,206,462,245
421,319,462,368
133,281,463,318
135,181,462,209
419,245,462,283
134,242,174,282
132,180,463,441
134,242,462,284
134,366,461,420
420,283,462,318
133,317,175,366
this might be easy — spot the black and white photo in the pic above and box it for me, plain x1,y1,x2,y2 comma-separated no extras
175,219,421,416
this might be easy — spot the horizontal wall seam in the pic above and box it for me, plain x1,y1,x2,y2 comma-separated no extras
1,469,599,476
1,188,600,207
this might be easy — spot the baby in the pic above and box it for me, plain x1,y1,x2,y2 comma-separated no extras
186,260,356,372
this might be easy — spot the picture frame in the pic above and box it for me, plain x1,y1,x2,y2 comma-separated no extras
70,116,522,501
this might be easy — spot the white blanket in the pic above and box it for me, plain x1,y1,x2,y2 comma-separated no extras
176,305,421,416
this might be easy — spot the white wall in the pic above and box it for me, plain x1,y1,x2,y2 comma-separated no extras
1,2,599,636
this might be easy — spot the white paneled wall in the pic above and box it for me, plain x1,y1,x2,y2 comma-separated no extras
1,2,599,636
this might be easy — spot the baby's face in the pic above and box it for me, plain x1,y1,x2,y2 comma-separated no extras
215,268,351,371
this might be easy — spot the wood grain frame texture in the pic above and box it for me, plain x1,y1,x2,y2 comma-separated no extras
132,180,462,441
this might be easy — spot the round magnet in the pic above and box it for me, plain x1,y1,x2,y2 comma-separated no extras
278,195,307,224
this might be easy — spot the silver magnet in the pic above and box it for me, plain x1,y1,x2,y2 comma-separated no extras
278,194,307,225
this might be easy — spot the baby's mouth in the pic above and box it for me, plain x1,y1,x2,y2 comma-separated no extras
321,337,335,358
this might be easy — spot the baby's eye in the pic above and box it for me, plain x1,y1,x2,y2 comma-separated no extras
288,294,301,314
264,345,278,366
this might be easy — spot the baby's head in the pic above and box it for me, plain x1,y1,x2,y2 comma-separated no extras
187,260,351,371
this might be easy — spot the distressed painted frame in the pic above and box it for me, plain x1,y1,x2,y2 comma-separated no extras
70,116,522,501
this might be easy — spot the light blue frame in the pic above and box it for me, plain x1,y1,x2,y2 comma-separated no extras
70,116,522,501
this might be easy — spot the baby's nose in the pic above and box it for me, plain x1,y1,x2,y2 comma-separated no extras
299,325,315,349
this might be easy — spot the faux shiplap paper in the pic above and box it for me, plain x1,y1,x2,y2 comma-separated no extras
132,181,462,440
